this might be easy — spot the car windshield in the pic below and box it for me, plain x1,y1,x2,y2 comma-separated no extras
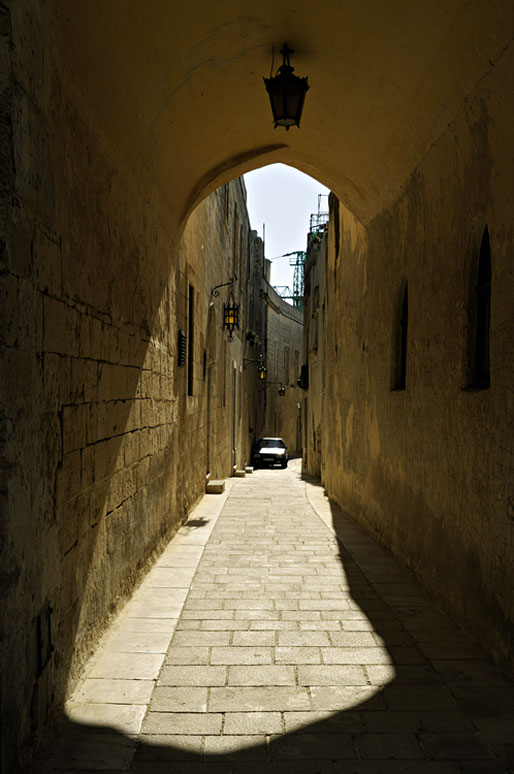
259,439,285,449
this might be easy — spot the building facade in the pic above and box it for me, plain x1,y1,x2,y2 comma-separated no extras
302,230,328,479
262,278,304,455
303,163,514,681
0,131,303,764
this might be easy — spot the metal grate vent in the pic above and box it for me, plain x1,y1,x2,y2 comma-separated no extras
178,330,186,367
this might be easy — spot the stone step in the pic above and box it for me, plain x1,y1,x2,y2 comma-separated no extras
205,479,225,494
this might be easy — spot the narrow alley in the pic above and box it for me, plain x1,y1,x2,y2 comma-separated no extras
42,461,514,774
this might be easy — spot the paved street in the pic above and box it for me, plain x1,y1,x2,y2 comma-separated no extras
44,460,514,773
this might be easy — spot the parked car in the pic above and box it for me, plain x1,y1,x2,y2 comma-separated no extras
252,437,288,469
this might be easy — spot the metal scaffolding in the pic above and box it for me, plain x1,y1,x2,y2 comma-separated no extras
271,194,329,310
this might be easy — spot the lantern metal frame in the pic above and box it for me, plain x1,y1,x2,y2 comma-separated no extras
210,277,239,340
244,354,268,380
263,44,309,130
244,353,266,372
223,289,240,340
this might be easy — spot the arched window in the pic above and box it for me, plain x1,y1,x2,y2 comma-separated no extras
472,227,491,389
392,280,408,390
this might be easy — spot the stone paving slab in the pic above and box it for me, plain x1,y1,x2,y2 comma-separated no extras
72,679,155,706
42,461,514,772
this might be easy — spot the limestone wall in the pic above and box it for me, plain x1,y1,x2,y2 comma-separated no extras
242,234,268,454
303,234,327,479
0,4,258,763
178,180,257,478
264,285,304,455
4,0,513,767
315,48,514,676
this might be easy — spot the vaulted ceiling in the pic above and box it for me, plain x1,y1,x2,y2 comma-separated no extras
49,0,513,225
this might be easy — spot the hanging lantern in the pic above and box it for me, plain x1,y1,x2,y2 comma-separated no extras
263,44,309,130
223,291,239,340
259,365,267,380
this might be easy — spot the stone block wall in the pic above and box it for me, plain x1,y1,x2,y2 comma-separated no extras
176,180,257,478
0,5,259,765
315,46,514,677
264,285,303,454
303,234,327,479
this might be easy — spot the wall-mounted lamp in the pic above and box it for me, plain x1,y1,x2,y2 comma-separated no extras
263,44,309,130
223,291,240,340
244,359,267,379
244,354,267,380
211,278,239,340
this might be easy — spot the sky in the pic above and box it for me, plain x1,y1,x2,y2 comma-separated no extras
243,164,330,292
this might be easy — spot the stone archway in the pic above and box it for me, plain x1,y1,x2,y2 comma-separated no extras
43,0,513,229
2,1,514,767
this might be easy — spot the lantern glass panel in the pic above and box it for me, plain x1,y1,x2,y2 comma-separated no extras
265,67,308,128
283,80,301,120
224,304,239,330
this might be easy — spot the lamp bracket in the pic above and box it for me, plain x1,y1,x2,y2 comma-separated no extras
243,355,265,370
211,278,234,298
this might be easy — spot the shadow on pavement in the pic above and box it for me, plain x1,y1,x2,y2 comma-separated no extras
37,469,514,774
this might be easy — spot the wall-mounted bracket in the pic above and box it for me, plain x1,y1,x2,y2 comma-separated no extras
211,278,234,298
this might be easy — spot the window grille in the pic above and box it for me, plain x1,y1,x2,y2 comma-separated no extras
178,330,186,367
